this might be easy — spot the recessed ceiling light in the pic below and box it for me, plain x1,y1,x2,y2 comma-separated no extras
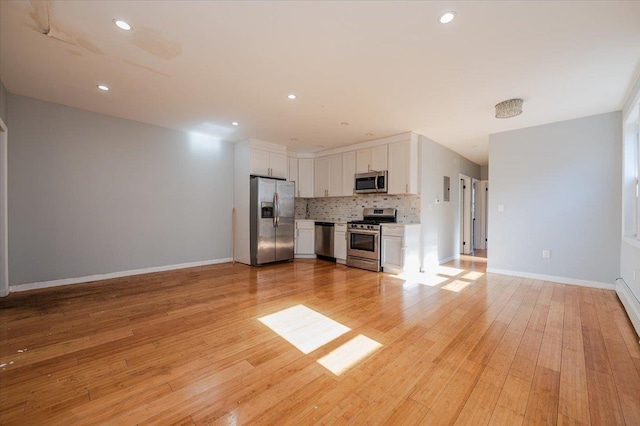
439,11,456,24
288,94,297,100
232,122,239,126
113,19,132,31
97,84,110,91
290,138,298,142
318,145,324,148
341,122,349,126
366,132,374,137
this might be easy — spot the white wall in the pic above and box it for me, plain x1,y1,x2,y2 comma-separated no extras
480,165,489,180
419,136,481,268
8,95,234,286
488,111,621,286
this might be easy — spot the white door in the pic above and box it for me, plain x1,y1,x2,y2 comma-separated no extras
474,180,489,249
459,175,472,255
0,119,7,297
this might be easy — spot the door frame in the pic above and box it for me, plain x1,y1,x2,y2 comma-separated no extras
459,174,472,255
0,118,7,297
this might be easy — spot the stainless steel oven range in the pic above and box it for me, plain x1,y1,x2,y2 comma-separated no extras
347,208,397,272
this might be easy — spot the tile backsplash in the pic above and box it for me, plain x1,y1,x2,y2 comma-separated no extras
295,194,420,224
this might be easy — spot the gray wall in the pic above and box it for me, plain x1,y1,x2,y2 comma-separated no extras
480,165,489,180
420,136,481,267
0,79,7,124
488,111,621,284
8,95,234,286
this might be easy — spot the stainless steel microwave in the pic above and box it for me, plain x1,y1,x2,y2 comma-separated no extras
354,171,388,194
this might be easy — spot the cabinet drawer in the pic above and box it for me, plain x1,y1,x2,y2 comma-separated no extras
382,224,404,237
296,220,315,230
335,223,347,232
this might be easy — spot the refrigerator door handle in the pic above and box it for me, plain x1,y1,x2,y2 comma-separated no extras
274,192,280,227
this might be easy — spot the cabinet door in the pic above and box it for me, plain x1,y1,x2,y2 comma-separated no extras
388,140,418,194
328,154,342,197
371,145,388,171
388,141,409,194
269,153,288,179
298,159,314,198
342,151,356,196
288,157,298,182
296,229,315,255
314,157,330,197
381,235,403,271
250,148,271,176
334,229,347,260
356,148,371,173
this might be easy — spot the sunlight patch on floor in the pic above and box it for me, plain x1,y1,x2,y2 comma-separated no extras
462,271,485,281
434,265,466,277
258,305,351,354
394,271,449,287
442,280,472,292
317,334,383,375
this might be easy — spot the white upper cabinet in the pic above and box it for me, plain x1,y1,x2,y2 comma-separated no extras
250,148,287,179
250,148,271,176
314,154,342,197
288,157,298,183
388,138,419,194
269,152,288,179
297,158,314,198
356,145,388,173
341,151,356,196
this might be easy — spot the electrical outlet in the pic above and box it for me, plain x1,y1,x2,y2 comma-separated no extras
498,204,504,213
542,250,551,259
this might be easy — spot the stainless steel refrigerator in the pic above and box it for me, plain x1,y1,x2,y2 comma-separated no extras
250,176,295,266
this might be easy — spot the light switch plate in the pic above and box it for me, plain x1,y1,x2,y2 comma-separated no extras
497,204,504,213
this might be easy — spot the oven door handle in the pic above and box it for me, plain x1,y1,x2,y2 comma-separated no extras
374,172,379,192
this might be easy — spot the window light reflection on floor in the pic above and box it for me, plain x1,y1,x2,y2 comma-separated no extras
462,271,485,281
394,271,449,287
317,334,383,375
258,305,350,354
442,280,472,292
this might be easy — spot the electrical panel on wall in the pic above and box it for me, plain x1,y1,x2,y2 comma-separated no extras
443,176,450,202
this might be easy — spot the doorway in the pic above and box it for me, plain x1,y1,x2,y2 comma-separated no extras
0,119,7,297
459,174,472,255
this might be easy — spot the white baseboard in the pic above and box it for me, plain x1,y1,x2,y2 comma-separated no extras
616,279,640,338
10,258,233,293
486,268,615,290
439,255,458,264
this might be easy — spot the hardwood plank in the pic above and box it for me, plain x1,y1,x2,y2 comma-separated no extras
1,260,639,424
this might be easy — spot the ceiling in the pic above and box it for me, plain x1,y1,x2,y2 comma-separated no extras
1,1,639,165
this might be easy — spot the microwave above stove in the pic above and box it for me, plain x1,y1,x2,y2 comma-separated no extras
354,171,388,194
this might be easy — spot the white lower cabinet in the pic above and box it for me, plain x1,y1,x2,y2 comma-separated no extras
295,220,316,257
381,224,420,274
334,223,347,263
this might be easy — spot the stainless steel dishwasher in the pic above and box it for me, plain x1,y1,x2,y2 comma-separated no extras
314,222,335,258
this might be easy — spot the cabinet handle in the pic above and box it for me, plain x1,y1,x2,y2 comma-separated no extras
406,183,408,193
297,190,300,197
368,164,371,172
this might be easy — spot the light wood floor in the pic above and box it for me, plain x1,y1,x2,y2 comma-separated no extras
1,259,639,425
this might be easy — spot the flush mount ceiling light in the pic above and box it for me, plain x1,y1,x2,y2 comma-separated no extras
288,94,297,100
96,84,110,91
340,122,349,126
113,19,131,31
495,98,523,119
439,11,456,24
232,122,239,126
